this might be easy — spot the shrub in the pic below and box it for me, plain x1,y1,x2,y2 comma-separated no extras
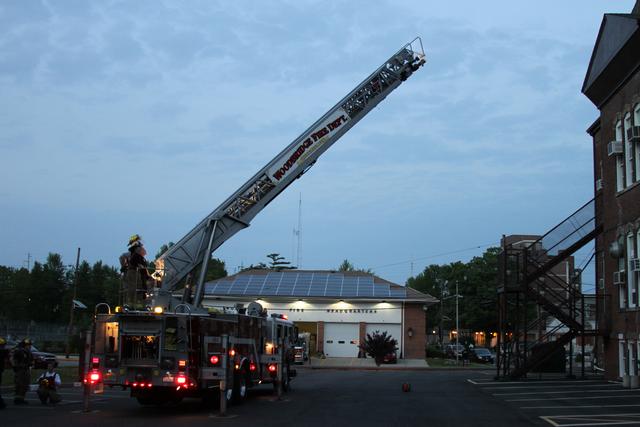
426,344,445,358
359,330,398,366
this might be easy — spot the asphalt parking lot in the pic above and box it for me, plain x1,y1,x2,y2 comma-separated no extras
0,369,528,427
468,374,638,426
3,369,627,427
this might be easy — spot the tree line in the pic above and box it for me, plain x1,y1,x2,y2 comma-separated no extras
407,247,500,341
0,248,501,339
0,251,229,327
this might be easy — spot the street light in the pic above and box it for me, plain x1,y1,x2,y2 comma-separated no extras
65,248,81,358
442,280,463,365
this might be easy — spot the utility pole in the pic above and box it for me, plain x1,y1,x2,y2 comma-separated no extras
439,280,446,348
66,248,81,358
455,280,460,365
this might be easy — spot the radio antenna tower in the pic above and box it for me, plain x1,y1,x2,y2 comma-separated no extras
295,193,302,268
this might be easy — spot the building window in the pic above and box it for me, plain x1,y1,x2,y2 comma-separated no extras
628,233,637,308
635,104,640,183
620,339,627,377
637,339,640,376
624,113,634,187
616,120,625,192
630,341,638,376
619,255,627,309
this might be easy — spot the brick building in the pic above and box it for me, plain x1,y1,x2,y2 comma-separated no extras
582,1,640,381
202,270,437,359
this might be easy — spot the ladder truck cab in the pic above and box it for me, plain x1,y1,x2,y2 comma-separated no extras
91,303,297,404
86,38,425,406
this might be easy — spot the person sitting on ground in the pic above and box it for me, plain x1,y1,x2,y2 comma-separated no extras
36,363,61,406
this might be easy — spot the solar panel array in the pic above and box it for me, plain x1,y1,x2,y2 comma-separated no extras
204,272,408,299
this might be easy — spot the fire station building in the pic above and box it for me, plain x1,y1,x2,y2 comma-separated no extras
202,270,437,359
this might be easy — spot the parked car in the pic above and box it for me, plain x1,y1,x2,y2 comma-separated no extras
382,352,397,364
471,347,495,364
6,341,58,369
445,343,464,358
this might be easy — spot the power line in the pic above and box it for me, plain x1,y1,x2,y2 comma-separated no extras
371,242,499,271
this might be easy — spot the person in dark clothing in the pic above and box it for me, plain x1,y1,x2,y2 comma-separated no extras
12,339,33,405
0,337,8,409
124,234,153,307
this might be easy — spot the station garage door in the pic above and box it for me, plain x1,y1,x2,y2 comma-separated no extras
324,323,359,357
366,323,402,355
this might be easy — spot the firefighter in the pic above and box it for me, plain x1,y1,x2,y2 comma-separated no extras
12,338,33,405
0,337,8,409
36,363,61,405
124,234,153,307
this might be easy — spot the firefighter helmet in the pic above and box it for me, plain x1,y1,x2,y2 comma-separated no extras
128,234,143,248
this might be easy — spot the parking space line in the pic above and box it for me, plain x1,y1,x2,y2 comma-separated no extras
495,389,634,397
507,395,640,402
522,404,640,410
540,416,562,427
540,413,640,427
484,384,617,391
473,380,605,386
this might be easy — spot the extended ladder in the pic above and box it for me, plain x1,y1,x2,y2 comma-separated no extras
153,38,426,310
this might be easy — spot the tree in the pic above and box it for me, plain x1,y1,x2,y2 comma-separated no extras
205,258,228,282
266,253,295,271
359,331,398,366
407,248,501,340
338,259,355,272
337,259,373,274
154,242,175,260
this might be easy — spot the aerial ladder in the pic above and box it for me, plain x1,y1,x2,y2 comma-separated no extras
151,38,426,312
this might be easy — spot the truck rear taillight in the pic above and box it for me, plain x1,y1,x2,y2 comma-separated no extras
84,370,102,385
249,362,256,372
91,357,100,369
131,382,153,388
209,355,220,365
268,364,277,374
174,373,194,390
178,359,187,372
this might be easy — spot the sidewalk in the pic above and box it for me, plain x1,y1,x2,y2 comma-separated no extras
302,357,430,370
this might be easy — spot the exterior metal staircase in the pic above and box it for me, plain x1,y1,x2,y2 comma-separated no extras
496,198,608,379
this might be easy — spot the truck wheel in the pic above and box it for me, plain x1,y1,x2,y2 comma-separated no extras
232,367,248,404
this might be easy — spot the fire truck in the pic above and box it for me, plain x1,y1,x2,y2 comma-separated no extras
87,38,426,406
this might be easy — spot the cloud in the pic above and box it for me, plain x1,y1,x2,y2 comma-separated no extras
1,0,631,284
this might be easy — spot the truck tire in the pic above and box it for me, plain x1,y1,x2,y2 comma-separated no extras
232,366,248,404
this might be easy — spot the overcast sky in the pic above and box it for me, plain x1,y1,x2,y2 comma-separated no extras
1,0,634,286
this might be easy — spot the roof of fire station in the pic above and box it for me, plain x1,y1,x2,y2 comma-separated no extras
203,270,438,304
